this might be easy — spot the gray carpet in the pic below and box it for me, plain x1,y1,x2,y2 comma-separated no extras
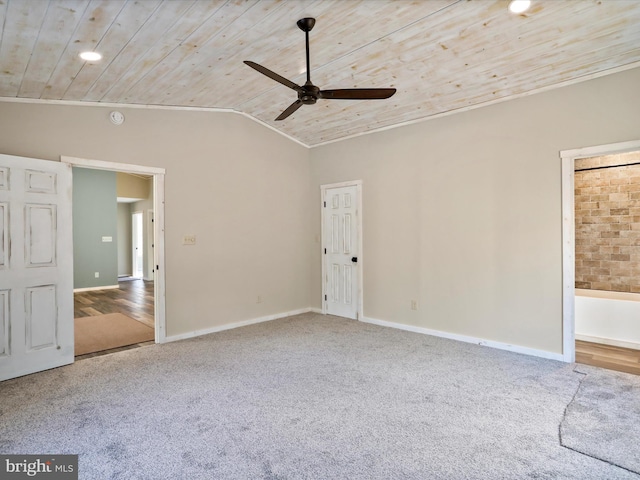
561,364,640,474
0,313,638,479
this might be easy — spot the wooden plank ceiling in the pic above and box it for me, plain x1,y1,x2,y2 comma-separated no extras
0,0,639,147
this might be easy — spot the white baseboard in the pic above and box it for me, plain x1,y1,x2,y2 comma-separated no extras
161,307,566,362
361,316,565,362
73,284,119,293
162,308,313,343
576,333,640,351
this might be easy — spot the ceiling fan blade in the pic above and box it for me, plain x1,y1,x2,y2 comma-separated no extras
319,88,397,100
275,100,304,121
244,61,303,92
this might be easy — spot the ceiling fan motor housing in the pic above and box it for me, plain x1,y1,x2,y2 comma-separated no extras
300,83,320,104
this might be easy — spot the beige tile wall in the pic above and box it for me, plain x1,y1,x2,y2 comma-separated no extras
575,151,640,292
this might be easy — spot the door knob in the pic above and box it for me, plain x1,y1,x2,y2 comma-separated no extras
351,257,358,263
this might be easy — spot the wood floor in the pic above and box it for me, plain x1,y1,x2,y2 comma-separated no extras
74,278,155,360
576,340,640,376
74,278,155,326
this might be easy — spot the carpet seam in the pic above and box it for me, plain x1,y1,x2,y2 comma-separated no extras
558,366,640,477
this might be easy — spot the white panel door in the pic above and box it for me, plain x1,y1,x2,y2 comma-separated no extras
0,154,73,381
324,185,359,319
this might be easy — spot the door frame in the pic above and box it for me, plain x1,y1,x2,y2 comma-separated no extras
61,155,168,344
145,209,154,281
320,180,363,319
560,139,640,363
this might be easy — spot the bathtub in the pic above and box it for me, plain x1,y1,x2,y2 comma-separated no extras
575,288,640,350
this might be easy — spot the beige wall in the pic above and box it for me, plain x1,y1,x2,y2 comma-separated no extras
0,103,311,337
309,67,640,355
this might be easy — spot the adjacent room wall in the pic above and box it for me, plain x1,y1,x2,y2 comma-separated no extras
117,171,150,199
0,105,311,338
309,67,640,356
72,167,118,289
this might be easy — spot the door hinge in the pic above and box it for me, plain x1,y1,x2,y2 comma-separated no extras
323,201,326,207
325,295,327,301
324,248,326,254
156,264,159,271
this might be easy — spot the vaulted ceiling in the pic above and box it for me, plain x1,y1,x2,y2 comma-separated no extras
1,0,639,147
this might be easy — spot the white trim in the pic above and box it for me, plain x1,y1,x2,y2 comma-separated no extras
73,285,119,293
144,209,154,281
162,308,312,343
152,174,167,344
61,156,165,175
320,180,363,190
310,307,323,314
576,334,640,352
361,316,565,362
320,180,364,320
560,139,640,363
0,97,309,149
560,139,640,161
561,153,576,363
61,155,168,344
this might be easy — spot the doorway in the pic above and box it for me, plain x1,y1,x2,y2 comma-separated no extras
132,211,144,278
62,156,166,344
560,141,640,368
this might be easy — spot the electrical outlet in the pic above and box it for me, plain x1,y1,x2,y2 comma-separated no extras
95,272,100,278
183,235,196,245
411,299,417,310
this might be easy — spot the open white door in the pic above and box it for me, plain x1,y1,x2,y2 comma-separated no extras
132,211,143,278
322,182,362,319
0,154,74,381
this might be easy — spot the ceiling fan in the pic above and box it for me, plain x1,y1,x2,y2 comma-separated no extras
244,17,397,121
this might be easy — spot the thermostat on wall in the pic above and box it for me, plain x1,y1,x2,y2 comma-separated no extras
109,111,125,125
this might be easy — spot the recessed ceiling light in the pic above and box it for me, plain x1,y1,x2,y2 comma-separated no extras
79,51,102,61
508,0,531,14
